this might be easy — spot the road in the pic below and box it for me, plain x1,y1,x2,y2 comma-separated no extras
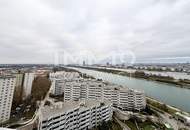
159,112,190,130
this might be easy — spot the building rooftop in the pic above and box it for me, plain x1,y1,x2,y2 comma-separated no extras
0,75,16,79
41,99,111,120
0,128,16,130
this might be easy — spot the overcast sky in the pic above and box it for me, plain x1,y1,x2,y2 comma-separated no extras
0,0,190,64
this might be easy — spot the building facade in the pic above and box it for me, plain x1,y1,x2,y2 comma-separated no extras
22,73,35,100
49,71,80,96
63,79,146,111
51,79,65,96
14,73,24,87
50,71,146,111
13,73,24,100
39,100,112,130
49,71,80,81
0,75,16,123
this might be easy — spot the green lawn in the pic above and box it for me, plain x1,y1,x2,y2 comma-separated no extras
125,120,138,130
125,119,158,130
143,125,156,130
91,120,122,130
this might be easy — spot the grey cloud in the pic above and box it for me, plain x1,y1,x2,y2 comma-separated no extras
0,0,190,64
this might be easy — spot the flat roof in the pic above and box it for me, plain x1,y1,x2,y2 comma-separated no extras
0,128,16,130
0,75,16,79
41,99,111,120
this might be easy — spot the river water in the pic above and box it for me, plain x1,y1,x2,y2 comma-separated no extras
74,68,190,112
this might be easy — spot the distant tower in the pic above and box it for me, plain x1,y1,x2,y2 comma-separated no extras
83,61,86,66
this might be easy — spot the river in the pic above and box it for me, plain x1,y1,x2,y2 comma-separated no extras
73,67,190,112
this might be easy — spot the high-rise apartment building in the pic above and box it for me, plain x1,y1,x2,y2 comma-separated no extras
51,79,65,96
63,79,146,111
0,75,16,123
49,71,80,96
49,71,80,81
50,71,146,111
22,73,35,100
13,73,24,100
14,73,24,87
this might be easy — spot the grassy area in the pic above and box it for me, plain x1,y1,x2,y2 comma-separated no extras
143,125,156,130
125,120,138,130
111,121,123,130
139,121,157,130
91,120,122,130
124,119,163,130
147,98,178,115
31,76,51,100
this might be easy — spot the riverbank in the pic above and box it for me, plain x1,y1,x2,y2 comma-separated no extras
147,97,190,114
147,97,179,114
73,66,190,89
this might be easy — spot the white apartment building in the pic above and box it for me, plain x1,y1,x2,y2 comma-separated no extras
51,79,65,96
50,71,146,111
87,80,103,100
14,73,24,87
100,85,146,111
117,88,146,111
63,79,102,101
102,85,118,108
39,99,112,130
13,73,24,99
22,73,35,100
64,80,146,111
0,75,16,123
49,71,80,96
64,80,82,101
134,90,146,111
80,81,88,99
0,128,16,130
49,71,80,81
